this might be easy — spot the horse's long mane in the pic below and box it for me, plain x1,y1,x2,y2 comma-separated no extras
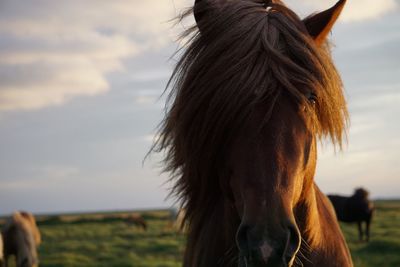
153,0,348,244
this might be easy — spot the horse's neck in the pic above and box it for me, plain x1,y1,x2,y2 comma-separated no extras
184,199,239,267
297,184,353,267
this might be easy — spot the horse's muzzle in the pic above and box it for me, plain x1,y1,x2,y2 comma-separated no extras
237,223,300,267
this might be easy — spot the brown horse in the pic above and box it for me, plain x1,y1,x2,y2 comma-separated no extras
2,211,41,267
153,0,353,266
125,214,147,231
328,188,374,242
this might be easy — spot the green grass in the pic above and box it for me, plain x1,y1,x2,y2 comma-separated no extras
4,201,400,267
36,211,185,267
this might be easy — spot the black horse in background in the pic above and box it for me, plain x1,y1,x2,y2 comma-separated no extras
328,188,374,242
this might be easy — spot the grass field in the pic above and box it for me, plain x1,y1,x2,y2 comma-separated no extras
340,200,400,267
2,200,399,267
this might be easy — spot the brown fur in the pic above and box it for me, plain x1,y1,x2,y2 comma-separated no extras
152,0,352,266
2,211,41,267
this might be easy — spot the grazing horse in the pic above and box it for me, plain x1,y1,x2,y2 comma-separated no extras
153,0,353,266
2,211,41,267
328,188,374,242
125,214,147,231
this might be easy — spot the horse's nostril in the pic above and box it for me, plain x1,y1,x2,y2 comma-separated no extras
284,224,301,264
237,223,301,266
236,225,250,252
20,258,29,267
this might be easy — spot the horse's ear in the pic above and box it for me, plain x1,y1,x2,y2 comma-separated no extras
194,0,226,33
193,0,207,28
303,0,346,45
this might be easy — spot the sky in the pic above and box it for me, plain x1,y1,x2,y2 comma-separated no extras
0,0,399,215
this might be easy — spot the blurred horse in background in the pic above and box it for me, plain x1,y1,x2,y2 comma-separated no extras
328,188,374,242
2,211,41,267
125,214,147,231
153,0,353,266
0,233,3,267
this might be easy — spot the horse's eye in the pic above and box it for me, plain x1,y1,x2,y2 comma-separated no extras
307,92,317,105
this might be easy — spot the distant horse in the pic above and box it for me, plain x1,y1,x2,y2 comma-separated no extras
153,0,353,266
125,214,147,231
328,188,374,242
0,233,3,267
2,211,41,267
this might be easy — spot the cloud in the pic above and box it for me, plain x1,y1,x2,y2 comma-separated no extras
0,165,79,190
5,0,395,112
0,60,109,110
0,0,187,111
286,0,398,22
340,0,398,22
